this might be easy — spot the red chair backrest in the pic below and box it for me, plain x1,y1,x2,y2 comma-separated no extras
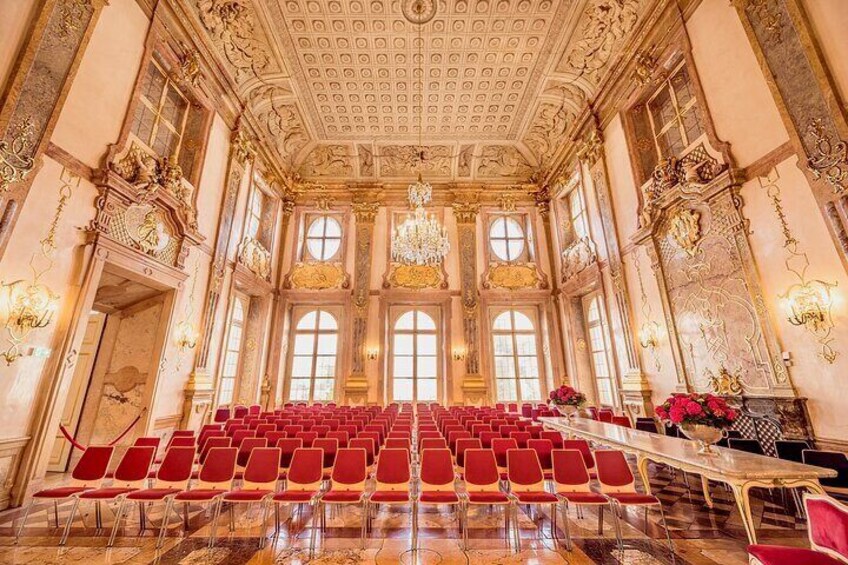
349,438,375,467
612,416,632,428
464,449,499,488
255,424,276,437
358,431,381,455
231,429,256,448
313,438,339,468
552,449,592,489
157,446,196,482
166,436,195,450
327,430,350,448
243,447,282,484
133,436,161,449
420,449,454,488
233,405,248,419
237,438,267,467
113,446,156,482
509,431,532,449
594,450,634,490
598,410,614,423
526,425,543,439
214,407,230,422
331,448,367,488
507,448,545,489
527,439,553,471
312,425,331,438
172,430,194,438
492,438,518,468
448,431,471,453
806,494,848,560
265,431,287,446
287,448,324,486
72,445,114,482
456,438,482,468
247,404,261,416
276,438,303,468
295,431,318,448
198,447,238,483
540,431,564,449
283,425,304,436
420,438,447,452
563,439,595,470
385,438,411,451
480,431,499,449
200,436,231,464
375,448,410,485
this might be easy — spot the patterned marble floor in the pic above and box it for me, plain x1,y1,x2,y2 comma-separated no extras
0,464,812,564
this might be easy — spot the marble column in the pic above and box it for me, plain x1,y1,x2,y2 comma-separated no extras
732,0,848,269
452,201,487,405
345,200,379,405
0,0,109,258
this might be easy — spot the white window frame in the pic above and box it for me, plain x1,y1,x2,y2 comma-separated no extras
388,307,442,404
244,182,265,241
583,294,618,408
567,187,590,241
303,214,343,262
645,61,703,161
488,214,532,263
286,308,340,403
216,292,249,407
131,59,190,161
490,308,545,403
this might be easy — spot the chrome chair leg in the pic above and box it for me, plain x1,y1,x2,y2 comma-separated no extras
208,499,223,549
598,504,604,534
411,500,419,551
138,502,146,533
157,497,175,549
561,502,572,551
108,498,127,547
308,500,318,558
259,499,271,549
15,499,34,542
53,500,60,528
657,504,675,556
208,500,222,549
59,496,81,546
229,503,235,532
360,500,367,549
610,501,624,552
512,502,521,551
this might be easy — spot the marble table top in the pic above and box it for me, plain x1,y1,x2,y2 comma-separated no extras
539,417,837,481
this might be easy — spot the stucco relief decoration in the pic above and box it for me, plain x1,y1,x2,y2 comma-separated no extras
287,262,348,290
58,0,92,37
176,43,202,87
358,145,374,177
746,0,784,45
485,263,541,290
125,204,171,255
707,365,745,396
386,264,444,290
380,145,452,177
251,87,310,161
477,146,533,178
300,145,354,177
806,118,847,195
524,102,572,165
239,237,272,280
196,0,271,79
668,209,701,257
561,236,598,282
0,117,36,194
457,145,474,177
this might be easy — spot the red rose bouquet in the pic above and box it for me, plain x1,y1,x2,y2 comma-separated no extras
654,393,738,428
549,385,586,407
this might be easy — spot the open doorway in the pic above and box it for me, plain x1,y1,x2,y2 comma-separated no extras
47,268,169,473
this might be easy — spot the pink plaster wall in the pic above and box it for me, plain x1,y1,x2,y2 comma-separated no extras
802,0,848,106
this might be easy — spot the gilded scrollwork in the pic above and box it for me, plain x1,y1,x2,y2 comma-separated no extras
668,209,701,257
806,118,847,194
385,264,443,290
287,262,348,290
477,146,533,178
561,237,598,283
380,145,452,177
300,145,354,177
0,117,36,194
484,263,541,290
196,0,272,79
238,236,272,280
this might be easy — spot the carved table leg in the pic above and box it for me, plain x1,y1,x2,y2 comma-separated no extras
701,475,714,509
637,455,652,494
729,482,757,544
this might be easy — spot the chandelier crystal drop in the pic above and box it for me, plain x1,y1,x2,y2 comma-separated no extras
391,193,450,266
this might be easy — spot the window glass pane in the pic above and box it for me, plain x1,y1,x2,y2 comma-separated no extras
597,379,614,406
494,356,515,378
497,379,517,401
318,311,338,330
519,379,542,401
490,240,509,261
316,334,338,355
416,334,437,355
681,109,703,145
289,379,310,401
505,217,523,238
393,334,414,355
315,355,336,378
394,379,414,401
416,311,436,330
307,217,326,238
218,384,234,407
514,334,537,356
293,334,315,355
517,356,539,379
313,379,335,401
306,239,325,260
492,335,513,355
512,311,534,331
296,311,316,330
490,217,507,239
393,355,414,378
417,379,437,401
493,312,512,331
506,239,524,260
233,299,245,322
395,311,415,330
324,217,341,237
321,238,340,260
417,356,437,378
587,299,600,323
291,356,313,378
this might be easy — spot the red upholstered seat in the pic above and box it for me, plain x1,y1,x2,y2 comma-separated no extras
557,491,608,505
370,490,409,503
513,491,558,504
274,490,319,503
79,487,137,499
127,487,182,500
222,489,273,502
420,491,460,504
322,490,365,503
467,491,510,504
174,488,227,501
747,545,844,565
606,492,660,505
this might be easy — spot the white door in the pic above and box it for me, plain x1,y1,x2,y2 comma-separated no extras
47,312,106,472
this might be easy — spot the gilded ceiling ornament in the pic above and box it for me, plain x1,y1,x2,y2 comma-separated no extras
401,0,437,25
251,87,309,160
485,264,540,290
632,50,657,87
667,209,701,257
524,102,572,164
0,117,36,193
58,0,90,38
231,127,256,164
577,129,603,166
381,145,452,177
706,365,744,396
288,262,347,290
300,145,354,177
176,43,202,87
806,118,847,194
196,0,270,79
564,0,641,84
387,264,442,290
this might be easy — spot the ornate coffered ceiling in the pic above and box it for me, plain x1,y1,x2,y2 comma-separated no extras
189,0,650,184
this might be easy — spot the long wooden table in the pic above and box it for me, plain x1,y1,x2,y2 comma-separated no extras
539,417,837,544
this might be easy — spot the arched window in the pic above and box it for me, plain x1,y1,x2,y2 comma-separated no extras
217,293,248,406
491,309,542,402
289,309,339,402
391,309,438,402
305,215,342,261
585,295,615,406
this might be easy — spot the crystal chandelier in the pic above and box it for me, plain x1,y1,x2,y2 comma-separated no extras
392,174,450,266
390,3,449,267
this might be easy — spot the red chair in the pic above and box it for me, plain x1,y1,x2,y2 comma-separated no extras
748,494,848,565
133,436,162,449
214,406,231,422
318,447,369,549
552,449,611,550
527,439,554,480
295,431,319,448
273,448,324,557
594,450,672,553
350,437,376,467
480,431,499,449
313,437,339,472
420,438,448,452
327,430,350,448
526,425,544,439
16,445,114,542
611,416,632,428
169,447,238,548
216,447,281,548
199,436,231,466
369,448,412,544
358,431,382,455
563,439,596,477
117,446,195,548
231,429,255,449
506,448,559,549
598,409,614,423
455,438,481,472
237,437,267,468
283,425,304,436
509,431,532,449
385,437,412,451
276,438,303,481
492,438,518,476
540,430,564,450
462,449,512,550
172,430,195,438
312,425,331,438
417,448,461,549
255,423,276,438
61,446,155,546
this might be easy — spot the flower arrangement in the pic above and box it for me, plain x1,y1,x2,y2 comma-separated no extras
654,393,738,428
549,385,586,407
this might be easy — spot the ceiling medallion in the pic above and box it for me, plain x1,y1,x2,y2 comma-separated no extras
402,0,436,25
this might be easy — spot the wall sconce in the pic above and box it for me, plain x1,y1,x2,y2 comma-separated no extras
452,346,466,361
174,319,199,351
780,278,838,363
0,280,59,364
366,347,379,360
638,320,660,350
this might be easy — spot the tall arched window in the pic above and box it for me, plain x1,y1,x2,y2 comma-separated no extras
492,310,542,402
217,292,248,406
584,295,616,406
391,309,438,403
289,309,339,402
